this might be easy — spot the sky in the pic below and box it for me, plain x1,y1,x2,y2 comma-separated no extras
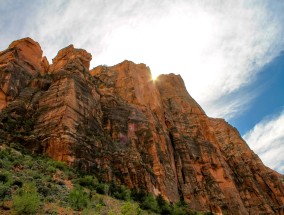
0,0,283,174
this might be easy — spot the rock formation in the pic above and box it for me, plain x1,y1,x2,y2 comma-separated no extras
0,38,283,214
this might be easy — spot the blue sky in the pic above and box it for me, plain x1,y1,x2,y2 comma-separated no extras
0,0,283,174
230,51,284,135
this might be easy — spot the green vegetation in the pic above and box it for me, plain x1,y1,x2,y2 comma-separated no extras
0,144,212,214
68,185,89,210
140,194,160,213
12,183,40,214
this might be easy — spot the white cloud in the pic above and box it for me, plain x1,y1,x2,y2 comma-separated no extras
243,111,284,174
1,0,284,175
1,0,284,120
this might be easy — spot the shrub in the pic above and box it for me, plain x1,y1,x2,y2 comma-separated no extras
96,183,109,195
110,184,131,201
68,185,89,211
140,194,159,213
171,201,192,215
46,166,56,173
130,189,147,202
157,195,173,214
0,183,11,205
37,183,50,197
0,171,11,184
12,179,23,188
93,202,104,214
121,201,140,215
172,206,188,215
76,175,98,189
12,183,40,214
161,204,173,215
0,149,9,159
47,160,67,172
91,195,106,213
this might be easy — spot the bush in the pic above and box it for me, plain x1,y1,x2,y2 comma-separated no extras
161,204,173,215
46,166,56,173
12,179,23,188
140,194,159,213
110,184,131,201
76,175,98,189
37,183,50,197
121,201,140,215
171,201,192,215
157,195,173,214
0,172,11,184
68,185,89,211
96,183,109,195
12,183,40,214
130,189,147,202
0,183,11,204
172,206,188,215
47,160,67,172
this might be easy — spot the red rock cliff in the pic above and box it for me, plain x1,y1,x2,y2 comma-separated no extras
0,38,283,214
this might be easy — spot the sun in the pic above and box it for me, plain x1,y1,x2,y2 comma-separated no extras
151,73,158,81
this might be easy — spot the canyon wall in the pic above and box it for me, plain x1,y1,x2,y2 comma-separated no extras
0,38,283,214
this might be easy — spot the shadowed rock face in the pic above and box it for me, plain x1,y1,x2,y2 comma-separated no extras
0,38,283,214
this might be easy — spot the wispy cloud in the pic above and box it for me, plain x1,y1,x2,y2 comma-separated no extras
243,110,284,174
0,1,41,48
1,0,284,120
1,0,284,175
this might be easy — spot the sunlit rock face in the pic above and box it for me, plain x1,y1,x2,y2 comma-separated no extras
0,38,284,215
0,38,48,110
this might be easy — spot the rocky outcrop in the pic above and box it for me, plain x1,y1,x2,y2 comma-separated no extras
209,119,284,214
49,44,91,73
155,75,247,214
91,61,180,201
33,45,102,165
0,38,283,214
0,38,48,110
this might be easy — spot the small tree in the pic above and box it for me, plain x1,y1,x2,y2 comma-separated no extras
140,194,159,213
12,183,40,214
110,184,131,201
68,185,89,211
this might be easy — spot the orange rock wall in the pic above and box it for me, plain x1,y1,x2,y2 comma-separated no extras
0,38,283,214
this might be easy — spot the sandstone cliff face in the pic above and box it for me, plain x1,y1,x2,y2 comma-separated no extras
0,38,283,214
209,119,284,214
0,38,47,110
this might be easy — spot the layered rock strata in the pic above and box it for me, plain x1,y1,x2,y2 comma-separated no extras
0,38,283,214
